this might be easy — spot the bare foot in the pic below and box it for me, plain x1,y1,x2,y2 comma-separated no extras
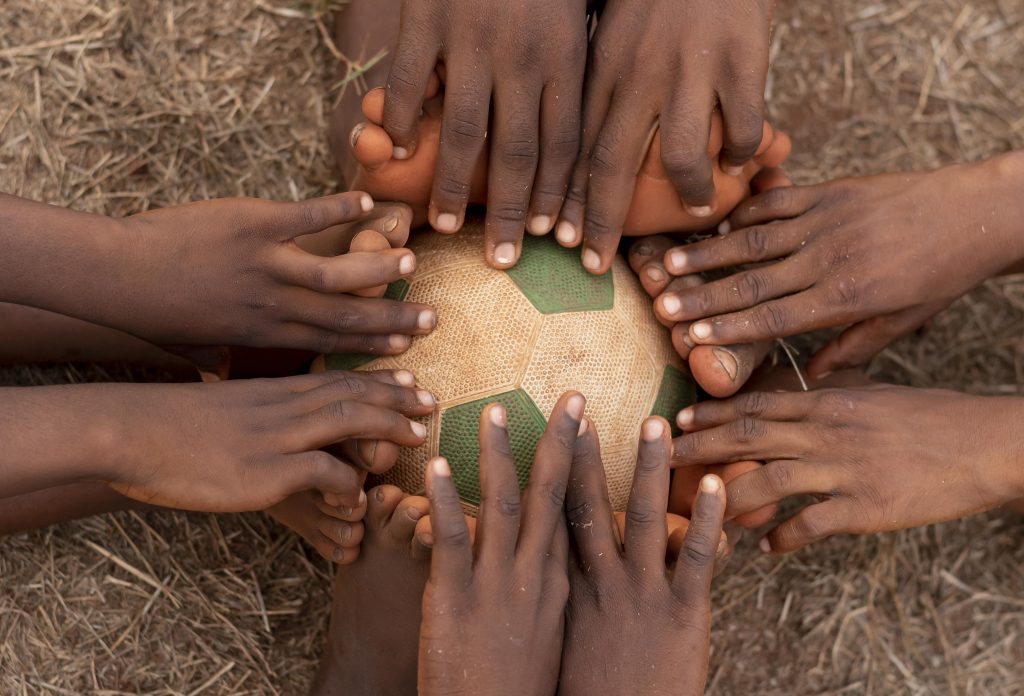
628,166,793,398
327,0,405,187
265,489,370,564
345,87,791,248
312,485,431,696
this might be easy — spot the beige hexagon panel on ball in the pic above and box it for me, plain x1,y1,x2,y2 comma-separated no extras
312,221,696,514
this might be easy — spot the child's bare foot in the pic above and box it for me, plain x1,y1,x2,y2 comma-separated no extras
326,0,404,188
312,485,431,696
344,87,790,268
265,489,371,565
629,236,772,397
628,167,793,397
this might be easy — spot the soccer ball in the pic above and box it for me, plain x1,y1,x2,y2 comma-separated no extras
315,222,695,513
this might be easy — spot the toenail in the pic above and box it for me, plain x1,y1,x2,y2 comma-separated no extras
406,506,422,521
528,215,552,235
419,532,434,547
332,546,345,562
394,370,415,387
687,205,713,218
641,417,664,441
700,475,721,493
417,390,436,407
717,220,732,235
339,506,353,516
399,253,416,275
667,250,688,273
488,403,507,428
581,248,602,271
759,537,772,553
645,266,666,283
555,221,577,245
691,322,712,340
350,123,364,148
435,213,459,233
360,194,374,213
389,334,411,350
339,522,353,542
418,309,436,331
358,489,367,505
393,146,410,160
713,348,738,381
659,295,682,317
724,164,745,177
383,215,400,233
578,417,590,436
494,242,517,266
375,488,386,502
411,421,427,439
676,408,694,428
566,394,585,421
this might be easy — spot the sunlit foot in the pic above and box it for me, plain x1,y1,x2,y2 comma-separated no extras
266,489,368,564
311,485,432,696
345,87,790,238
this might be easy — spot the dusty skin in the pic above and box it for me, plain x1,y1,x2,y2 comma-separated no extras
560,416,726,696
561,0,780,275
345,87,790,270
673,382,1024,554
0,199,431,563
0,192,436,375
654,151,1024,377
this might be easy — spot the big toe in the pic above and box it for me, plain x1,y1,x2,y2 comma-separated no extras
352,121,394,171
689,343,772,398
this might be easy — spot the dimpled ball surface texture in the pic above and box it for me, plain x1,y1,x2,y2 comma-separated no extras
321,222,696,514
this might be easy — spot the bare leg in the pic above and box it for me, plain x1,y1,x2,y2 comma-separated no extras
312,486,431,695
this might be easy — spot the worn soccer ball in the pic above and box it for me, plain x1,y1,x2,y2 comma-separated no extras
315,222,695,513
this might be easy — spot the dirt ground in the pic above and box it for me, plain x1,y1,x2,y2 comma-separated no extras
1,0,1023,693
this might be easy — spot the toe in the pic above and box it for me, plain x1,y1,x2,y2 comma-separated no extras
317,489,368,523
424,71,441,100
361,87,386,125
388,495,430,546
318,518,366,548
352,122,394,171
671,322,695,359
754,126,791,169
689,343,772,398
366,485,406,529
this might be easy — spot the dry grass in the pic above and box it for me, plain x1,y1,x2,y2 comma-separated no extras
1,0,1022,693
